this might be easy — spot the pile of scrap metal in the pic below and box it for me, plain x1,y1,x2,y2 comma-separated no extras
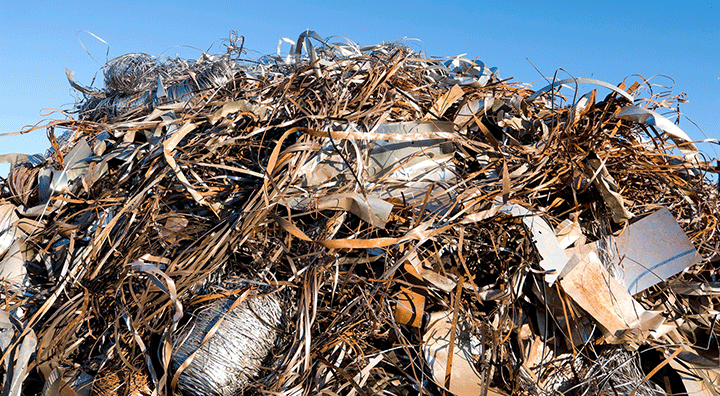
0,31,719,396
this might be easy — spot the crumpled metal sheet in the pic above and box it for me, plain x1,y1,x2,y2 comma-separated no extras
47,139,93,196
0,153,45,167
0,204,20,255
0,216,34,292
285,193,394,229
0,311,37,396
297,121,458,223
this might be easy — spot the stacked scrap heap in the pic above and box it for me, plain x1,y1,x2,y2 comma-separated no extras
0,31,719,396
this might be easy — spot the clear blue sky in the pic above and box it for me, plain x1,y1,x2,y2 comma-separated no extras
1,1,719,171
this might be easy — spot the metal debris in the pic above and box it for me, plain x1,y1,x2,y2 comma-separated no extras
172,290,287,396
0,30,718,396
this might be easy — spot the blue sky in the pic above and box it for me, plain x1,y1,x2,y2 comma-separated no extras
1,1,718,171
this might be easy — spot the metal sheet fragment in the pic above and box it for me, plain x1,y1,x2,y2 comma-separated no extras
611,207,701,295
560,250,646,335
422,311,490,396
500,203,569,285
